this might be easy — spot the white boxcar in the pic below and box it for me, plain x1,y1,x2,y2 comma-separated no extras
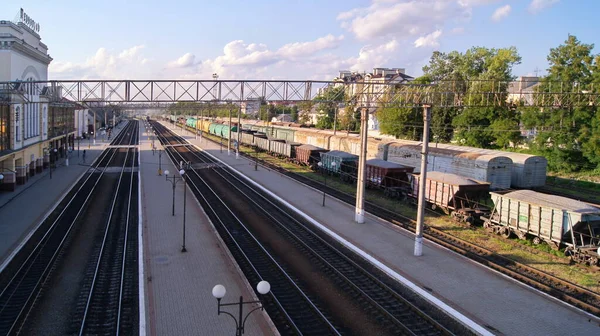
254,136,271,152
486,190,600,264
439,145,547,188
384,143,513,190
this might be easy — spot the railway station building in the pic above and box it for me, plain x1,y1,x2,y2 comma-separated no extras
0,9,76,191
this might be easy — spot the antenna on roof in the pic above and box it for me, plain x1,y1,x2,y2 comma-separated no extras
533,67,541,77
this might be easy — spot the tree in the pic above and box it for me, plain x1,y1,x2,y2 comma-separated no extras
313,86,345,130
414,47,522,147
529,35,597,171
290,105,299,122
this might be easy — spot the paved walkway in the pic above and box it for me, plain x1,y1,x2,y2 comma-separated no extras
140,121,275,336
161,121,600,336
0,134,119,268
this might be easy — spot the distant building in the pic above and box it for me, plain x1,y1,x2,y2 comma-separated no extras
241,98,261,116
0,9,76,192
333,67,414,131
271,114,294,123
507,76,540,106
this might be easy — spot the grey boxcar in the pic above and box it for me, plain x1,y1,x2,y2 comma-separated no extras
484,190,600,265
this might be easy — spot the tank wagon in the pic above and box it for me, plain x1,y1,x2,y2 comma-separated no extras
409,171,491,224
483,190,600,265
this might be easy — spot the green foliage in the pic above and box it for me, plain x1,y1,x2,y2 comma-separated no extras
312,86,345,130
377,106,422,140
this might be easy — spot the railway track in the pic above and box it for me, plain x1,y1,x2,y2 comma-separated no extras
153,121,473,335
0,121,139,335
70,121,139,335
167,120,600,319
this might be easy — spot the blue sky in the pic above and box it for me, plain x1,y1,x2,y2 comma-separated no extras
4,0,598,80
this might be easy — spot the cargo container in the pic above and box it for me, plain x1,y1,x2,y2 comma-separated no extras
295,145,328,167
484,190,600,265
270,140,303,158
365,159,414,189
410,171,491,223
319,151,359,178
384,142,513,190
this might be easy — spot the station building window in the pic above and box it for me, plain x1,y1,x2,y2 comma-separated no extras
0,104,10,152
49,106,74,138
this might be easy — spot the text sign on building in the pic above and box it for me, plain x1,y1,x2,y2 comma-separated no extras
20,8,40,33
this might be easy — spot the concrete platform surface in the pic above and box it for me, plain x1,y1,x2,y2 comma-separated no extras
139,121,275,336
160,121,600,336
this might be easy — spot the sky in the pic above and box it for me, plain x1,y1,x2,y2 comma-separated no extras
4,0,599,80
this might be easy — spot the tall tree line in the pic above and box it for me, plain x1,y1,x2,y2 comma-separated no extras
375,35,600,172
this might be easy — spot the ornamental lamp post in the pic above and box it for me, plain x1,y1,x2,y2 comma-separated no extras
212,281,271,336
164,169,184,217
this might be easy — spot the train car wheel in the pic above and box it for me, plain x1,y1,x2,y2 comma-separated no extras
564,247,574,257
589,257,599,266
431,204,437,211
532,237,542,245
500,227,512,239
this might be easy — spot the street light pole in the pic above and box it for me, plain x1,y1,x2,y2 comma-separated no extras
158,150,163,175
212,281,271,336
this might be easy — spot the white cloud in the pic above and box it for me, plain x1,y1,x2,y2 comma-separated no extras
491,5,511,22
414,30,442,48
528,0,559,14
349,40,400,72
337,0,496,42
49,45,151,79
172,34,350,80
450,27,465,34
167,53,196,68
277,34,344,58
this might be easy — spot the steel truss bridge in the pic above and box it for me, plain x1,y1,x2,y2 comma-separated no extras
0,79,599,108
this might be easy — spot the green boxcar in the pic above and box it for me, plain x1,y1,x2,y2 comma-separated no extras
319,150,359,174
209,123,218,135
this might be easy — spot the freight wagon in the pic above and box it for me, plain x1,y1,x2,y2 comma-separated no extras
483,190,600,265
319,151,359,179
439,145,547,188
384,142,513,190
409,171,491,224
295,145,328,168
365,159,414,193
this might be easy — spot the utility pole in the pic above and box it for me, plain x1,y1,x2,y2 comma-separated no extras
228,102,232,155
354,107,369,224
414,105,432,257
237,104,241,159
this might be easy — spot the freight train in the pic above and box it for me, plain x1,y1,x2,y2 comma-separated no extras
167,116,600,266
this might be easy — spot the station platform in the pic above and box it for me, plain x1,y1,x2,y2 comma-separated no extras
138,121,275,336
0,137,115,269
158,121,600,336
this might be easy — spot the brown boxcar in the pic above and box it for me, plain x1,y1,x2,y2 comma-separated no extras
410,171,490,224
295,144,328,167
366,159,414,189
